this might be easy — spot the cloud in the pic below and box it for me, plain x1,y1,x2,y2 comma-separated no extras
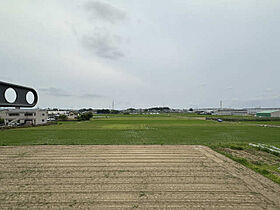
198,83,207,87
80,93,104,98
265,88,273,93
81,1,127,59
84,1,126,24
39,88,73,97
83,32,125,59
225,86,233,90
227,95,280,108
40,87,105,99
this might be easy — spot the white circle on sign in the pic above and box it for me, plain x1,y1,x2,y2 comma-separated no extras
4,88,17,103
26,91,35,104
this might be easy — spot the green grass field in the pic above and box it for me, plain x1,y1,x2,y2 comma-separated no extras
0,114,279,147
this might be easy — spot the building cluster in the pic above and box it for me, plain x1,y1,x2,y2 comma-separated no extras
121,107,280,117
256,110,280,118
47,110,78,121
0,109,79,127
213,109,249,116
1,106,280,127
193,108,280,117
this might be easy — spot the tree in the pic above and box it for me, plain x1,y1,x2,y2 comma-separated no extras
146,107,171,113
110,110,120,114
57,114,68,121
0,118,4,125
79,108,93,113
97,109,110,114
189,108,193,112
77,112,93,121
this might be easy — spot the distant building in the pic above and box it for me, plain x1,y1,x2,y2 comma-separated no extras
0,109,48,126
47,110,68,116
213,109,248,116
68,112,78,120
47,110,79,120
256,110,280,118
248,108,280,115
47,110,69,120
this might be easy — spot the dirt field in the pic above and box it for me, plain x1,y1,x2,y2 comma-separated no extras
0,145,279,209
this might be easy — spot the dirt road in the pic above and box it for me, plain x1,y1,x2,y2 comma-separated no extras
0,145,279,209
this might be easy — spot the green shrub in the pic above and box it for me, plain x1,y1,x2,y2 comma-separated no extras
77,112,93,121
255,168,270,175
229,145,244,150
234,157,249,165
251,160,264,166
57,114,68,121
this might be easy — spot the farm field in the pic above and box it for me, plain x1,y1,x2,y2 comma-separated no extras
0,114,280,184
0,145,279,209
0,114,280,147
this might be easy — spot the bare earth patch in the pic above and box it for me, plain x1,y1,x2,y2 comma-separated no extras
0,145,279,209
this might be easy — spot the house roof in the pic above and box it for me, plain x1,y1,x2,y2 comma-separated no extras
257,110,279,114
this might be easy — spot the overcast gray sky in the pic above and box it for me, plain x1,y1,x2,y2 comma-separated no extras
1,0,280,109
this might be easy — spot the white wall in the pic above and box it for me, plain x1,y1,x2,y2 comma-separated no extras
0,110,48,125
271,111,280,118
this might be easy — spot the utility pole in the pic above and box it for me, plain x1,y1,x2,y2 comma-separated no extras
112,100,115,110
220,100,223,109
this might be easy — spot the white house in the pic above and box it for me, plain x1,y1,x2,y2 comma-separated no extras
47,110,69,116
0,109,48,126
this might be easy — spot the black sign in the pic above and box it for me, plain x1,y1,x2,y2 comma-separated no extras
0,81,38,107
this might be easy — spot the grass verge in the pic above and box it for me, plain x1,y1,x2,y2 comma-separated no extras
212,144,280,185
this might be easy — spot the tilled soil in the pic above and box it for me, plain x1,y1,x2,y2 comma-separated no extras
0,145,279,209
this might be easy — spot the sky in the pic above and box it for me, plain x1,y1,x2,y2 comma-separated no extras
0,0,280,109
